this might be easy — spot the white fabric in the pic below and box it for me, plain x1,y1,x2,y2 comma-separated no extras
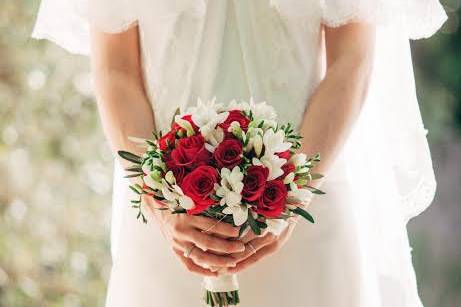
32,0,447,306
203,274,239,292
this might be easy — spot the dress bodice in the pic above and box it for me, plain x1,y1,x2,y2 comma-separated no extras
137,0,324,131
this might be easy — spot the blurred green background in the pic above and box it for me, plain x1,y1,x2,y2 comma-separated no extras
1,0,460,306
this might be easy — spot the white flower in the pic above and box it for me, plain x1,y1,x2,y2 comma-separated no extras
174,115,195,136
266,218,288,236
228,98,277,122
215,167,248,226
288,182,313,205
248,98,277,121
161,180,194,210
223,204,249,226
289,153,307,167
215,167,244,207
283,172,295,184
263,129,292,156
189,97,229,139
165,171,176,185
253,154,287,181
243,127,263,154
143,173,163,191
228,121,245,141
203,127,225,153
142,163,152,174
253,134,263,157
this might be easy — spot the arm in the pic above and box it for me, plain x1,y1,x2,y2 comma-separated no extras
299,23,375,184
229,23,376,273
90,26,244,276
90,26,154,159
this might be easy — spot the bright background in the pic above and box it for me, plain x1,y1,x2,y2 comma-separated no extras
1,1,460,306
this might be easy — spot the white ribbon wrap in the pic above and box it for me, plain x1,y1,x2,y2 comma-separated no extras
203,274,239,293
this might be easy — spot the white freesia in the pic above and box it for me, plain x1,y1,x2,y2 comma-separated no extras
174,115,195,136
253,154,287,181
189,97,229,139
228,98,277,124
243,127,263,154
288,182,313,205
253,134,263,157
142,163,152,174
215,167,248,226
228,121,245,141
263,129,292,155
289,153,307,167
203,127,225,153
165,171,176,185
143,173,163,191
222,205,249,226
266,218,288,236
249,98,277,121
283,172,295,184
161,180,194,210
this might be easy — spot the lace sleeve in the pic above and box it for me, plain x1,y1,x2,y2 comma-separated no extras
32,0,138,55
321,0,448,39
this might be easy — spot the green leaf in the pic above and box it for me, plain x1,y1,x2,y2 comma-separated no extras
307,186,326,195
172,208,187,214
291,207,315,224
247,211,261,235
310,173,324,180
124,173,144,178
238,223,249,237
129,185,141,195
118,150,142,164
125,166,144,173
256,220,268,229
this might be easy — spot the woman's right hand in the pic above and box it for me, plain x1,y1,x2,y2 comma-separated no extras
146,198,245,277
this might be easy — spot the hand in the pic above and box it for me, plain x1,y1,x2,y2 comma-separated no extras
227,220,297,274
145,197,246,277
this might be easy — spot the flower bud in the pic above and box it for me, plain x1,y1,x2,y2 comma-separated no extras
165,171,176,185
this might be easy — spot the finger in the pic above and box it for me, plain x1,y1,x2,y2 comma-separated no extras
191,216,240,238
231,233,276,262
239,227,270,243
227,242,279,274
187,230,245,254
172,248,218,277
188,247,238,268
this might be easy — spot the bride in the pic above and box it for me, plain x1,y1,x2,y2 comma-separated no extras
33,0,447,306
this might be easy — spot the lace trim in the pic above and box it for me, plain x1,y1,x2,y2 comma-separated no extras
320,0,447,40
402,175,437,223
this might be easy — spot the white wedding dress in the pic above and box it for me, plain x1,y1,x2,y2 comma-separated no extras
33,0,447,306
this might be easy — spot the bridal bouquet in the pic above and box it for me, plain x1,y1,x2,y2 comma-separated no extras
118,98,324,306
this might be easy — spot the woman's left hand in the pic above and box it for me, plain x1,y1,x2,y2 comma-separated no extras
225,220,296,274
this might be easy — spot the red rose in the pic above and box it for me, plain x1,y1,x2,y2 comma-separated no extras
242,166,269,202
213,139,243,169
170,135,211,170
172,115,199,134
256,180,287,218
277,150,292,161
181,165,219,214
280,163,296,180
219,110,250,133
158,131,176,151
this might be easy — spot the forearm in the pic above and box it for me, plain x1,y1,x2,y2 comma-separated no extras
93,69,154,158
299,34,374,185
